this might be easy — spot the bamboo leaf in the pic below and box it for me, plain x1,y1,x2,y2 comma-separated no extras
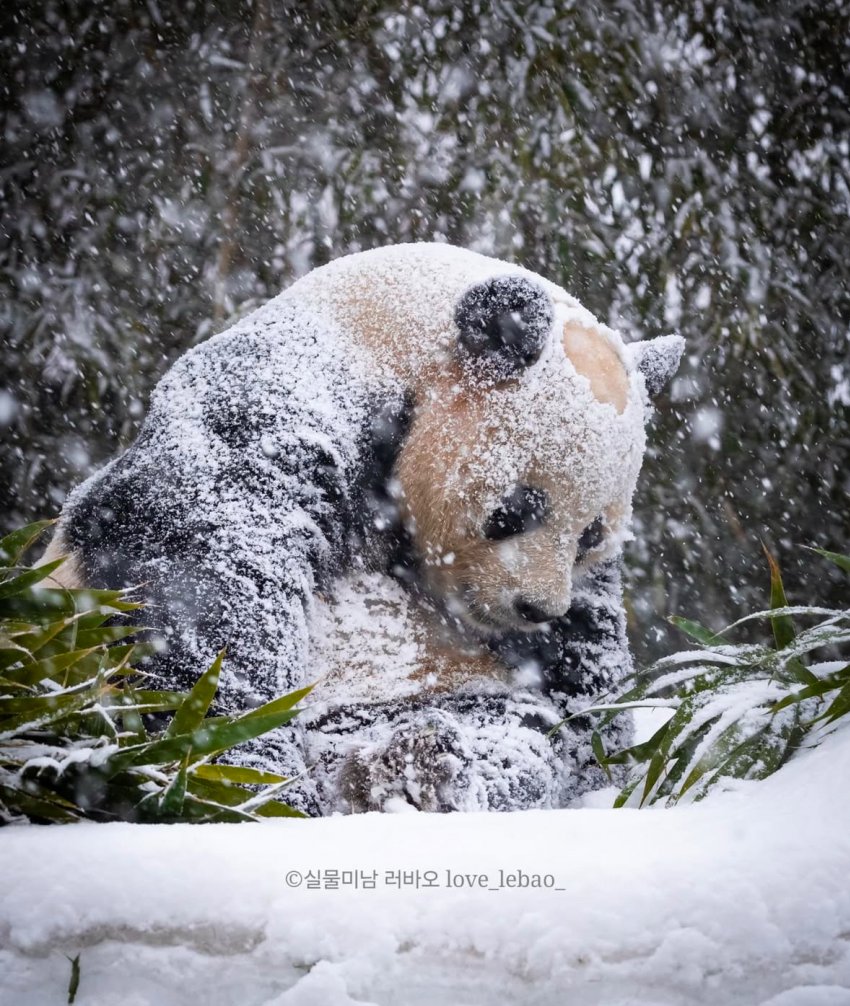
590,730,610,779
818,681,850,725
191,763,288,786
0,530,305,824
669,615,721,645
157,755,190,817
0,520,55,565
165,650,224,738
763,544,796,650
255,800,306,819
103,706,300,775
5,646,101,687
807,546,850,575
0,560,66,600
0,615,77,668
72,625,140,649
239,684,314,722
0,681,106,736
0,782,81,823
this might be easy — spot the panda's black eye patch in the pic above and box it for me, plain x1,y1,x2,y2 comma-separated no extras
483,486,549,541
576,516,605,562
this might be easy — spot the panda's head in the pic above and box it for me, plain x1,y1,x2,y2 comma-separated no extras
387,269,683,635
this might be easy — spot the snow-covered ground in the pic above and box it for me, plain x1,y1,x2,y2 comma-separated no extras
2,722,850,1006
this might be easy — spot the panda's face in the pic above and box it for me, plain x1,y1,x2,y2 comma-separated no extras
394,329,646,634
382,265,682,636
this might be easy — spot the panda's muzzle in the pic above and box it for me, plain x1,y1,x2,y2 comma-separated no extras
513,598,567,625
457,585,568,635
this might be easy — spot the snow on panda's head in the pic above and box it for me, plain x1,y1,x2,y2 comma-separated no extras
290,244,683,634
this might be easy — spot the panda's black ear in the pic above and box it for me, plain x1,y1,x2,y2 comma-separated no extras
626,335,685,398
454,275,554,379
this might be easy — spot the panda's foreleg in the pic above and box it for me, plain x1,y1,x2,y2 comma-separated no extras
493,558,636,796
142,537,325,813
60,456,324,812
545,558,636,775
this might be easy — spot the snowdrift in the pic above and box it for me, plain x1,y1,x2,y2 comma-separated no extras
2,725,850,1006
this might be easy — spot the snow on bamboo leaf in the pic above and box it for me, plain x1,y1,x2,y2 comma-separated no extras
579,546,850,807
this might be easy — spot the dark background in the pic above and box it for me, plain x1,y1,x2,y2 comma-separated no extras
2,0,848,661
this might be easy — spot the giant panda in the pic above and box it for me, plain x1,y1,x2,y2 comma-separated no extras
41,243,683,814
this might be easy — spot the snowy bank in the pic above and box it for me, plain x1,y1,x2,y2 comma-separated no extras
2,725,850,1006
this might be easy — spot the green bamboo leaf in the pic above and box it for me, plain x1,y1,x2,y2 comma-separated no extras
5,646,101,687
669,615,721,645
189,802,264,823
659,729,716,804
0,560,66,600
0,782,81,823
112,685,147,742
640,742,670,807
0,683,102,714
677,717,751,799
771,665,850,712
98,642,139,667
0,520,55,565
705,709,804,792
0,588,140,625
0,614,80,669
183,772,303,818
0,642,32,671
0,675,32,691
763,545,796,650
781,662,820,687
590,730,610,778
191,763,288,786
185,772,265,808
148,783,269,822
239,684,314,722
606,720,672,767
613,774,643,808
158,755,190,817
255,800,306,819
807,546,850,575
638,698,697,806
819,681,850,724
103,705,301,776
116,689,185,713
72,625,140,649
0,681,105,735
0,590,77,621
165,650,224,738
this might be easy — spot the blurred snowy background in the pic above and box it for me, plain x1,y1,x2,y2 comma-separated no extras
1,0,848,661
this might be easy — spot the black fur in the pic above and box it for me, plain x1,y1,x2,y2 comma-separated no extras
355,389,415,549
493,560,628,701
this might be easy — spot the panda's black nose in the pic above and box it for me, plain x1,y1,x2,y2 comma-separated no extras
515,599,563,624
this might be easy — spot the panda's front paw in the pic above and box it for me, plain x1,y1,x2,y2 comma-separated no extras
338,711,471,813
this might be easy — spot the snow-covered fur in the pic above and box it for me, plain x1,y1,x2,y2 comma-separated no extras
305,561,636,812
42,243,683,814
